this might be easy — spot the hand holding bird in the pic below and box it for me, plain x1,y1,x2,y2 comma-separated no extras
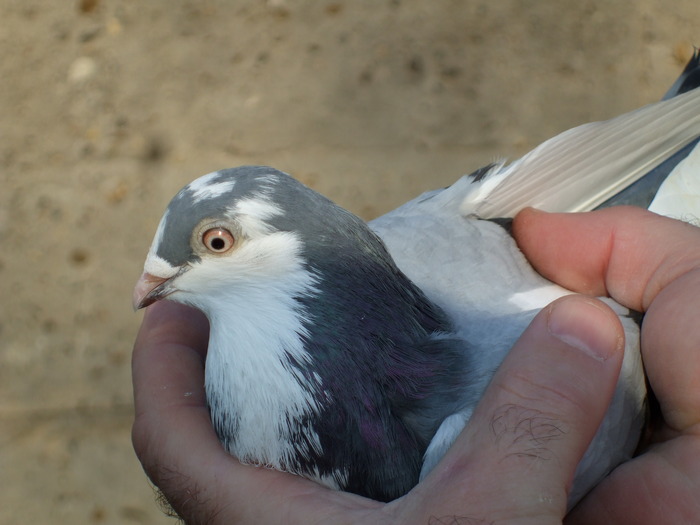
132,207,700,524
132,52,700,521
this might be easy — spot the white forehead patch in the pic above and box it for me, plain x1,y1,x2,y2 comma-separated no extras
187,171,237,203
150,208,170,252
146,208,182,277
229,196,283,237
143,253,179,278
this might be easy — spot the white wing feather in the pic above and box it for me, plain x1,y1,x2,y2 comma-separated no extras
648,140,700,223
460,88,700,218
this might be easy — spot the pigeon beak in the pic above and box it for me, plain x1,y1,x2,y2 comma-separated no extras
132,272,174,310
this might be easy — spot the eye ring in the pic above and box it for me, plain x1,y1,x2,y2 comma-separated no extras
202,227,235,254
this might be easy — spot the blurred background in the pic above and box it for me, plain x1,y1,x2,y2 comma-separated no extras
1,1,697,523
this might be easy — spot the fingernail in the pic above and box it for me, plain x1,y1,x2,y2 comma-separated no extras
547,297,622,361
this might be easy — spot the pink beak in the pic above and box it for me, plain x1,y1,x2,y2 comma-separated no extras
132,272,171,310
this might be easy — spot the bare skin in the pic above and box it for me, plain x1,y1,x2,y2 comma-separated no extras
514,206,700,524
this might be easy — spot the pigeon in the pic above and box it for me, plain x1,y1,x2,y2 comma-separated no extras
133,54,700,507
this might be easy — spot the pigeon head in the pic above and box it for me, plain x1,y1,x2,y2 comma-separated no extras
134,166,473,501
133,166,395,314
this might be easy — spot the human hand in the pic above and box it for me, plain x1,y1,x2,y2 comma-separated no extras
513,206,700,524
132,214,638,524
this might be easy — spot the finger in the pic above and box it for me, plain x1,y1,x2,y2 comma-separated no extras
132,300,209,415
131,301,214,492
396,295,625,523
640,266,700,432
565,440,700,525
512,206,700,311
514,207,700,431
131,301,383,525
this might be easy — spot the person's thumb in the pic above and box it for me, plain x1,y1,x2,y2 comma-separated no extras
399,295,625,524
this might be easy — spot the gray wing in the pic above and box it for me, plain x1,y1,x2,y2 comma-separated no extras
662,47,700,100
368,55,700,507
371,187,645,504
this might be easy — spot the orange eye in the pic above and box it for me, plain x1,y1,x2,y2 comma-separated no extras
202,228,235,253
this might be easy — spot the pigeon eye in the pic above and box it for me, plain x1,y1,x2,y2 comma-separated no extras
202,228,235,253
